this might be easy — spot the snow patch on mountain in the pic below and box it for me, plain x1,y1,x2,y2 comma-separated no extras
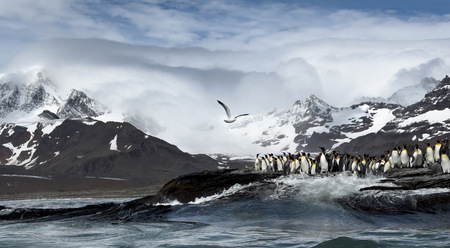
398,108,450,128
109,134,119,152
0,119,70,168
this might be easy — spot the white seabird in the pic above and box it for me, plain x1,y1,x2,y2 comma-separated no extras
217,100,249,123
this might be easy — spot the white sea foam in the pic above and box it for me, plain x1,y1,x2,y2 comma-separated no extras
153,183,254,206
269,173,394,202
154,199,183,206
190,183,253,204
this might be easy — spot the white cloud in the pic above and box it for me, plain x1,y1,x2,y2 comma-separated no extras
1,1,450,154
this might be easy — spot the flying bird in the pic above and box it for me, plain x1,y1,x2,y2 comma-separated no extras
217,100,249,123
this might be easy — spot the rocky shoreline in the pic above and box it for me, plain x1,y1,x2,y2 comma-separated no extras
1,167,450,221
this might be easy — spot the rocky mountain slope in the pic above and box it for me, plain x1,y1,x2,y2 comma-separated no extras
228,76,450,155
0,119,218,183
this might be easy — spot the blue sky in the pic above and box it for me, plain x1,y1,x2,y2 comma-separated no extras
293,0,450,15
1,0,450,64
1,0,450,153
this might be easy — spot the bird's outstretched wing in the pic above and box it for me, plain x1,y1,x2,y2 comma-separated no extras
235,113,249,118
217,100,232,119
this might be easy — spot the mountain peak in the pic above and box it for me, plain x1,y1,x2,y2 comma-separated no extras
436,75,450,89
56,89,109,119
67,89,87,99
292,94,338,119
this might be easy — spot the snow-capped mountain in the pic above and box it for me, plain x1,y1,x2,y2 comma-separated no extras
0,72,60,118
228,94,340,152
337,75,450,154
228,76,449,155
0,71,108,121
359,77,439,106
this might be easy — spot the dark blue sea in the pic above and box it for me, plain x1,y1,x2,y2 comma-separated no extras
1,173,449,247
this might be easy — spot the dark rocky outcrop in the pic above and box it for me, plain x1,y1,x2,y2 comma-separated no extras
361,167,450,191
151,169,281,203
339,167,450,213
38,110,59,120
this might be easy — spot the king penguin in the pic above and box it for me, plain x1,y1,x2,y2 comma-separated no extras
383,159,392,173
411,144,424,168
441,150,450,173
425,143,435,166
400,145,410,168
300,152,310,174
254,154,261,171
434,140,442,163
390,147,401,168
310,159,317,175
318,147,329,173
261,156,269,172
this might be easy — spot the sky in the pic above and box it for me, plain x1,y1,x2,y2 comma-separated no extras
1,0,450,154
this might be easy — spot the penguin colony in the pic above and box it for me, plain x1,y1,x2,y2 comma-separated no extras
254,139,450,176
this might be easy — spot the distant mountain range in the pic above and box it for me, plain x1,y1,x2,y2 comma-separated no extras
0,70,449,181
228,75,450,155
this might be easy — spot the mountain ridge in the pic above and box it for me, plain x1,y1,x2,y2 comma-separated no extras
0,118,219,183
227,75,449,155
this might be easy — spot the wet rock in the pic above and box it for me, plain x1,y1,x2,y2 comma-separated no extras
153,168,281,203
338,191,450,214
344,167,450,213
361,168,450,191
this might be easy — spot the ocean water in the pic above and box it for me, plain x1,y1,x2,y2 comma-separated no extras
1,173,450,248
